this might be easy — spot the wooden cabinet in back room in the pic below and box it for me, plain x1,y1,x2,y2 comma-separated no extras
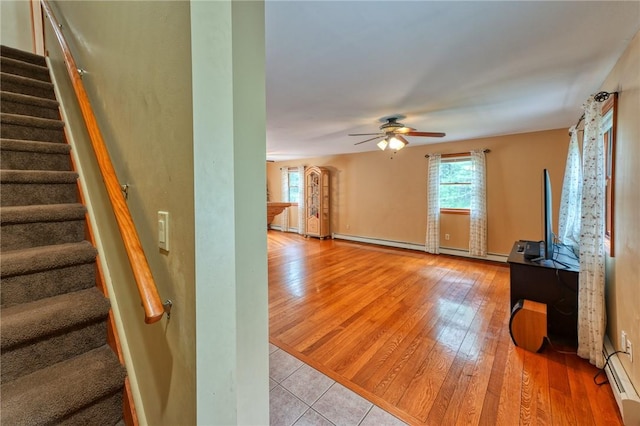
304,166,330,239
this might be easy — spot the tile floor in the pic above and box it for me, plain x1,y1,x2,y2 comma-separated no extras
269,343,407,426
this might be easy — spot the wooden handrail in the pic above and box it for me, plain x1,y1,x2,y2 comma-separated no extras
41,0,167,324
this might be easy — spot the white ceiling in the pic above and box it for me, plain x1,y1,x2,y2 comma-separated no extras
265,1,640,161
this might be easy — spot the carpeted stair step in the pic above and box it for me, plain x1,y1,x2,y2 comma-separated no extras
0,138,71,171
1,241,97,307
1,203,87,250
1,91,61,120
0,287,111,383
1,45,47,67
0,169,78,206
0,72,56,100
0,112,65,142
0,45,127,424
1,55,51,82
0,344,126,425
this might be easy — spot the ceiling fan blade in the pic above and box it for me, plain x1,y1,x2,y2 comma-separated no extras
394,127,416,134
354,135,384,145
396,134,410,145
405,131,446,137
348,133,384,136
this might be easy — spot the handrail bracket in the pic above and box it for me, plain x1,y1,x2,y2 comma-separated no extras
121,184,129,200
163,299,173,320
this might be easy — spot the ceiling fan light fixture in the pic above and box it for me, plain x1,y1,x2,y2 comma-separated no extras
388,136,406,151
350,117,444,150
377,139,388,150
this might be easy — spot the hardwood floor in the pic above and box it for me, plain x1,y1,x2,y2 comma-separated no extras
268,231,622,425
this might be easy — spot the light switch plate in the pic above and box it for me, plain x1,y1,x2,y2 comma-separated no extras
158,211,169,251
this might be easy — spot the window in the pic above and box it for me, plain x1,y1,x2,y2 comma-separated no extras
288,168,300,203
440,156,472,213
602,94,617,256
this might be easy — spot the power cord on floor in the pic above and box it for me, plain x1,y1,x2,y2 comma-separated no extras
593,350,628,386
545,337,629,387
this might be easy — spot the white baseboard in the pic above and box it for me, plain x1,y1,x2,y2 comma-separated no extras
603,336,640,425
331,233,508,263
268,225,299,233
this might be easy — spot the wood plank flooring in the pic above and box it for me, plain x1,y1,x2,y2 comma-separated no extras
268,231,622,425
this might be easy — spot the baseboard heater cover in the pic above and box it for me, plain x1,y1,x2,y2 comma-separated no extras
269,225,299,233
603,335,640,425
331,233,508,263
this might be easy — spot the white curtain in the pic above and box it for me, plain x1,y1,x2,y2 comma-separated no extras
425,154,441,254
297,166,305,235
558,126,582,252
469,150,487,257
280,168,290,232
577,96,606,368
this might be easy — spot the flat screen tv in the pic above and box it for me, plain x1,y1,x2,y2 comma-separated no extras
543,169,554,260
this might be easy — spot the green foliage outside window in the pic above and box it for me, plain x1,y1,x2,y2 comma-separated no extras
288,169,300,203
440,158,472,209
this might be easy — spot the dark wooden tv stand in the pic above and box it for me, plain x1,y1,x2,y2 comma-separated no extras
507,241,579,344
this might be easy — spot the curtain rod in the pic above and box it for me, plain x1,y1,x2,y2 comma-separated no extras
571,91,617,133
425,149,490,158
571,115,586,135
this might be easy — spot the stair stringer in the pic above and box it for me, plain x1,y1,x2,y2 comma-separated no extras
47,56,140,426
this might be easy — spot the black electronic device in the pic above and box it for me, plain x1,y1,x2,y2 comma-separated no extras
543,169,554,260
523,241,544,260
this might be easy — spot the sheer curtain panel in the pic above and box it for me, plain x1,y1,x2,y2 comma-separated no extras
297,166,305,235
280,168,290,232
577,96,606,368
425,154,441,254
558,126,582,253
469,150,487,257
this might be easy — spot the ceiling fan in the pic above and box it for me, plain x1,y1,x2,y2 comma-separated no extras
349,116,445,151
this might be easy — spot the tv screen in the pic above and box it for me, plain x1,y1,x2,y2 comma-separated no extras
543,169,554,260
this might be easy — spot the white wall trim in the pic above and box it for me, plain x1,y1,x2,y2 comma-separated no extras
30,0,44,55
332,233,509,263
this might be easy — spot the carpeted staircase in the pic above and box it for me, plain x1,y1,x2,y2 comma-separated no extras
1,45,127,425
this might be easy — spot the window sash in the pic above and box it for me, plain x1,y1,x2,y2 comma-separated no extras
287,168,300,203
440,157,472,212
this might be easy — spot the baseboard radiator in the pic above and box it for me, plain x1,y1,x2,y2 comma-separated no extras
331,233,509,263
603,336,640,425
269,225,299,233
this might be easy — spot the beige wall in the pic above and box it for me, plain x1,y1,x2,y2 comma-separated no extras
45,1,195,424
268,128,570,255
1,0,33,51
602,29,640,392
